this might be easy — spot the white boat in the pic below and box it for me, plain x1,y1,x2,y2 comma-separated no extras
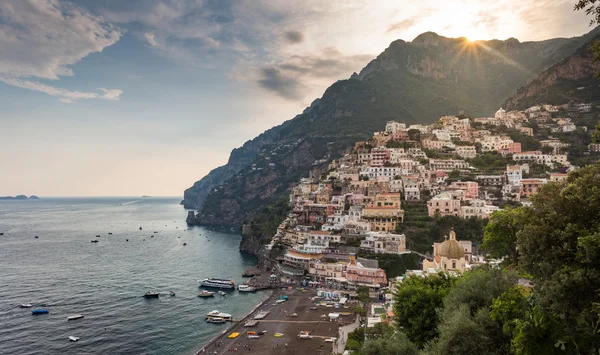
198,291,215,297
19,303,33,308
218,291,226,296
69,336,79,342
67,314,84,320
206,317,226,324
253,310,270,320
199,278,235,289
237,284,256,292
205,310,233,321
247,335,260,339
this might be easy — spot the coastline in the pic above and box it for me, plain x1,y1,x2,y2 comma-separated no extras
195,289,274,354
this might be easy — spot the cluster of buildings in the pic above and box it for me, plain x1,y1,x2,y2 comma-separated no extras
262,105,581,287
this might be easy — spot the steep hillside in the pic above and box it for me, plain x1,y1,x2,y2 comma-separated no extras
184,30,599,226
506,33,600,109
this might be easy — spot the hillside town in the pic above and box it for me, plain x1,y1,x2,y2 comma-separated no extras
251,103,598,321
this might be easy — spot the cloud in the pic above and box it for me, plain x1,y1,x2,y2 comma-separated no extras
387,17,421,33
254,48,371,100
0,0,122,101
284,31,304,44
0,76,123,102
145,32,158,46
257,67,304,100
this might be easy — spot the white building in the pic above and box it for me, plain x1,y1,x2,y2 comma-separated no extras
360,232,406,254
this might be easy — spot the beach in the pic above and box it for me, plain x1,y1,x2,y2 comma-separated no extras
197,287,357,355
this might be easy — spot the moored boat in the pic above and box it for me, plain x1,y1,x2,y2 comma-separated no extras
206,310,233,321
199,278,235,289
238,284,256,292
218,291,226,296
206,317,226,324
144,291,160,298
67,314,84,320
19,303,33,308
32,309,49,315
198,291,215,297
69,336,79,342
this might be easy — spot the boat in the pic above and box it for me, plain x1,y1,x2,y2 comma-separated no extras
253,310,269,320
244,320,258,327
183,243,187,246
154,231,158,233
19,303,33,308
108,232,112,235
69,336,79,342
206,317,226,324
139,227,142,230
274,333,284,338
198,291,215,297
169,291,176,296
144,292,160,298
32,309,49,315
228,332,240,339
91,240,99,243
199,278,235,289
206,310,233,321
67,314,84,320
218,291,226,296
238,284,256,292
34,236,39,239
95,235,100,238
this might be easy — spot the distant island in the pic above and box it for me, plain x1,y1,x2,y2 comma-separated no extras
0,195,40,200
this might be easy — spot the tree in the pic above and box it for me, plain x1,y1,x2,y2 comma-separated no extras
517,163,600,352
393,273,457,348
408,129,421,141
481,207,529,265
361,331,419,355
425,305,508,355
541,145,554,154
489,286,529,337
575,1,600,77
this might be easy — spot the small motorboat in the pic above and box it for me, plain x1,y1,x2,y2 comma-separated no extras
150,235,154,238
91,240,99,243
32,309,49,315
169,291,176,297
67,314,84,320
139,227,142,230
218,291,226,296
0,232,4,235
69,336,79,342
238,284,256,292
206,317,226,324
34,236,39,239
144,292,160,298
95,235,100,238
108,232,113,235
183,243,187,246
198,291,215,297
154,231,158,233
19,303,33,308
126,239,129,242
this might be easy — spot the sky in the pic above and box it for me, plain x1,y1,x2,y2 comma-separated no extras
0,0,592,197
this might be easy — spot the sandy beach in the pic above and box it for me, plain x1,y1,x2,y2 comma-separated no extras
196,287,356,355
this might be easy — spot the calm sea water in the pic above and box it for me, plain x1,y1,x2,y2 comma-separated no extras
0,197,268,355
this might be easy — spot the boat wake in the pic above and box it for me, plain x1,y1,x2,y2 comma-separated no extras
120,200,141,206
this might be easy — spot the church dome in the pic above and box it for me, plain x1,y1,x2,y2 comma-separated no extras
439,229,465,259
439,239,465,259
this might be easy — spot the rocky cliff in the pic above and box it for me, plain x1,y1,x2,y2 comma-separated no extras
184,29,600,227
505,34,600,110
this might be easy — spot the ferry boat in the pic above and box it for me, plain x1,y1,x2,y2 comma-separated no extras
205,310,233,321
199,278,235,289
237,284,256,292
206,317,226,324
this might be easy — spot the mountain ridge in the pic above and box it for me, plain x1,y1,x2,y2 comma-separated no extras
184,29,600,226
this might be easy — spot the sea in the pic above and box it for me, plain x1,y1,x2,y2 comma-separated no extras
0,197,269,355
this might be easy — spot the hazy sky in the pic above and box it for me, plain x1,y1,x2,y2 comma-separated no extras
0,0,591,197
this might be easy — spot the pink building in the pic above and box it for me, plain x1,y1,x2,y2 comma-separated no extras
500,142,522,155
427,191,463,217
448,181,479,199
345,257,388,286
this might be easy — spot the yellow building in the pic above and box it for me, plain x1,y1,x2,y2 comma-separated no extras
362,193,404,232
